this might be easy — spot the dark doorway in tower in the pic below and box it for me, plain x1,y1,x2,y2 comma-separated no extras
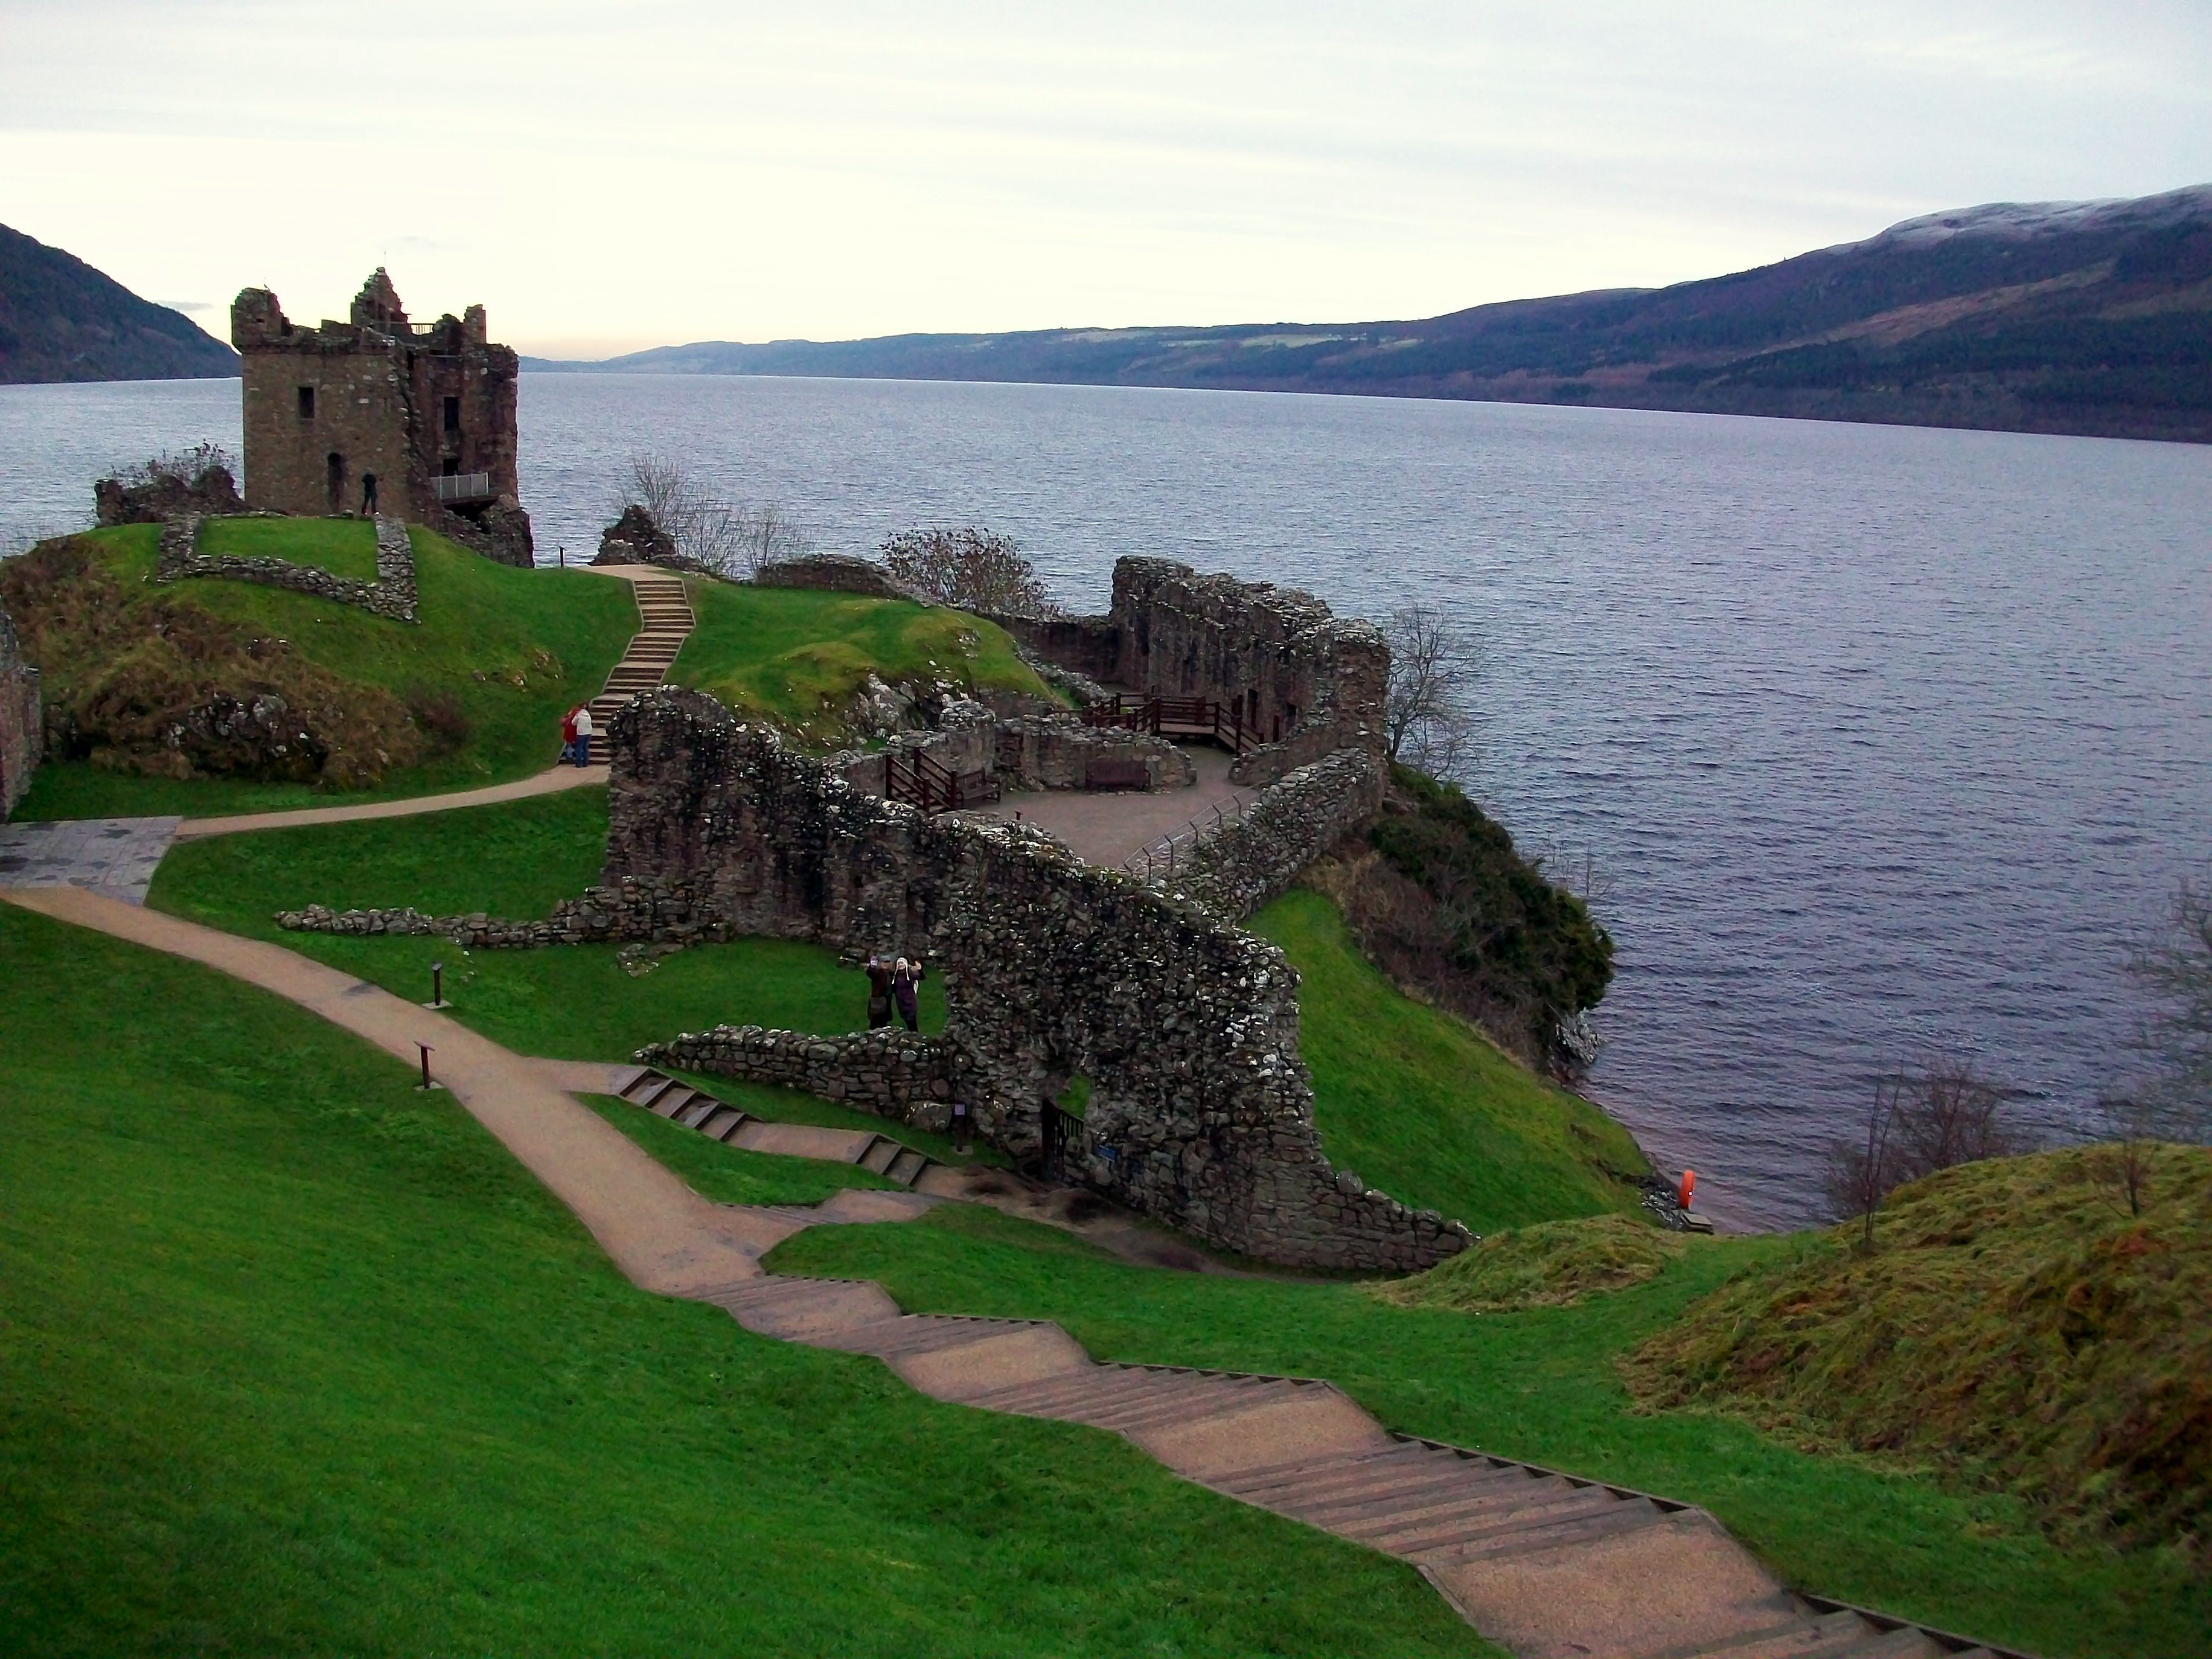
325,452,346,513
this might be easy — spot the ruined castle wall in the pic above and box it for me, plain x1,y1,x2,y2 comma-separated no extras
0,595,42,817
993,717,1194,791
753,554,932,603
586,690,1463,1271
1163,748,1386,921
639,1026,958,1128
983,558,1390,787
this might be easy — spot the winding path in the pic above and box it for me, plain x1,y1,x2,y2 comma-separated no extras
2,884,2022,1659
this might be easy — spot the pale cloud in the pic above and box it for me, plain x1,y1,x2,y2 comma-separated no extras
1,0,2206,356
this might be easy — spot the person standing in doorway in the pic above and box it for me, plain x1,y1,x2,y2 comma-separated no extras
892,956,924,1032
569,703,595,766
862,954,895,1029
359,471,378,516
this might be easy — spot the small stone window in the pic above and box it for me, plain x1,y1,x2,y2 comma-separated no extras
443,395,461,433
297,385,315,418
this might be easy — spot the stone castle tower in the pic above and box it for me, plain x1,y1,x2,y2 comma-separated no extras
230,270,534,565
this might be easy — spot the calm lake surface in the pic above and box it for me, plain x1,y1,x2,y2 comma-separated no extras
5,372,2208,1227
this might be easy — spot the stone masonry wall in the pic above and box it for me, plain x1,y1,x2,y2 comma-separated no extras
753,554,933,603
580,689,1463,1271
1162,747,1387,921
155,514,419,622
985,557,1390,787
0,593,43,817
639,1026,957,1127
993,715,1194,791
232,270,531,566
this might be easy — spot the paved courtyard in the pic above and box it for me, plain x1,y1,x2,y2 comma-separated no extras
0,817,180,904
973,745,1257,871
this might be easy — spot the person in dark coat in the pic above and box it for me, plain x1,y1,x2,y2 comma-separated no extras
862,954,895,1029
892,956,924,1032
360,471,378,516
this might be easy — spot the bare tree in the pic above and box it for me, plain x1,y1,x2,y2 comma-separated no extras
611,454,810,578
2127,878,2212,1132
2095,1091,2168,1218
1826,1068,1905,1248
1823,1056,2024,1244
1381,603,1479,778
1890,1058,2027,1177
880,526,1055,615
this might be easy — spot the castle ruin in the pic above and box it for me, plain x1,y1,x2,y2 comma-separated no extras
231,270,534,566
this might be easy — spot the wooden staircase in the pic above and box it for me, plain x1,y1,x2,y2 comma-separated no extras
586,572,695,762
611,1067,939,1189
689,1245,2037,1659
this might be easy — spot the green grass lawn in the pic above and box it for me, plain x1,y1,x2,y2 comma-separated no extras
772,1204,2212,1659
147,789,948,1060
0,900,1486,1657
1253,890,1649,1232
672,579,1059,747
198,514,381,580
11,523,635,821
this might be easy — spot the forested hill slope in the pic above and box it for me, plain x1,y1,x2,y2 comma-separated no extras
531,184,2212,444
0,225,239,385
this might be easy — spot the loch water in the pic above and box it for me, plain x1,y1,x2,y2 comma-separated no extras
5,371,2208,1228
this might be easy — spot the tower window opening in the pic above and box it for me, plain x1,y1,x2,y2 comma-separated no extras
443,395,461,433
297,386,315,418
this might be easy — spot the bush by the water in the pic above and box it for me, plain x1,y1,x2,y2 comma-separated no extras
1311,765,1614,1069
1625,1145,2212,1555
1375,1213,1683,1312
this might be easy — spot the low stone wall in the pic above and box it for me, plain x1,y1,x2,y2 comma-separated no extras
155,514,419,622
1163,748,1386,920
276,901,612,948
994,715,1194,792
639,1024,957,1127
754,554,932,603
0,595,42,817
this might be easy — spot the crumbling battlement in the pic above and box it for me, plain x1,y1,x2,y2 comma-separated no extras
986,556,1389,787
0,593,42,817
231,270,533,566
584,688,1463,1271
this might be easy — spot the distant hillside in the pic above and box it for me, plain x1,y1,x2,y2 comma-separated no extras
530,184,2212,444
0,225,239,385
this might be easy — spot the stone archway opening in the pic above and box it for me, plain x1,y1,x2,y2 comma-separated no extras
325,452,346,513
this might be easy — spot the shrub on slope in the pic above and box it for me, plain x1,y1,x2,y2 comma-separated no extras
1625,1146,2212,1553
1378,1214,1683,1312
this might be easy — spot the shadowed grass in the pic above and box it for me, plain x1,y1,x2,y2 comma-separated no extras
0,900,1490,1657
1376,1213,1684,1312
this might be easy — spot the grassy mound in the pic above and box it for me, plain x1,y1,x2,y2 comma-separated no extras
774,1201,2210,1658
200,514,381,580
672,579,1056,747
1252,889,1648,1231
1625,1147,2212,1554
5,522,634,819
1377,1214,1683,1312
0,901,1483,1656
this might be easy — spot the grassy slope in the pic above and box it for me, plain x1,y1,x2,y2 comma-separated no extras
1253,889,1648,1231
1379,1214,1686,1312
0,901,1484,1657
146,790,948,1060
671,578,1056,746
199,514,380,580
11,523,635,821
774,1205,2211,1659
1628,1147,2212,1553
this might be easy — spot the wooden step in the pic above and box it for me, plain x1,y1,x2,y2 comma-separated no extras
1421,1492,1665,1563
697,1107,749,1140
858,1138,903,1174
884,1147,930,1186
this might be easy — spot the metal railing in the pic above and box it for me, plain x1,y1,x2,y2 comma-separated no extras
432,472,493,505
1121,794,1252,885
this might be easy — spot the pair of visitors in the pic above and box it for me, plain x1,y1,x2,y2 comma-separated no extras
560,704,595,766
860,953,926,1031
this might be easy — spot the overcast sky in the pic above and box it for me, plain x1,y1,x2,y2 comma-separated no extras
4,1,2209,357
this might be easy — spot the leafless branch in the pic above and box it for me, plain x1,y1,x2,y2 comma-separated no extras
1381,603,1480,778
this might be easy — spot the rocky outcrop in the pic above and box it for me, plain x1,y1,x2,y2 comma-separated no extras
93,461,244,526
594,505,694,571
153,515,418,622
